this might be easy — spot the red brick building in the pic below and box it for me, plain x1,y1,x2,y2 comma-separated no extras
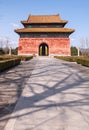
15,14,74,56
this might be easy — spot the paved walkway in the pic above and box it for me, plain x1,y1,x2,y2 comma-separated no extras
4,57,89,130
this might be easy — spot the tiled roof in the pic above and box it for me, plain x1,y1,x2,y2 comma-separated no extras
21,14,68,24
15,28,74,33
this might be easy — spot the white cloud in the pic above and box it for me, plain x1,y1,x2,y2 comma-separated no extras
10,23,19,28
70,38,75,41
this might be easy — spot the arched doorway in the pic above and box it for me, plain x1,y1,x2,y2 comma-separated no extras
39,43,49,56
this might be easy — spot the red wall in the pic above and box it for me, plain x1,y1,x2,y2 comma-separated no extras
18,37,70,56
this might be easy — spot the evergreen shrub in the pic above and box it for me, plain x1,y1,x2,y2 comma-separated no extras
76,58,89,67
0,58,21,72
54,56,79,62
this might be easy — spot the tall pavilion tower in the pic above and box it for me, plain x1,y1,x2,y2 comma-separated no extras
15,14,74,56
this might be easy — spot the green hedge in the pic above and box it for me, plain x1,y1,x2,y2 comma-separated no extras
0,58,21,72
0,55,33,72
55,56,89,67
76,58,89,67
54,56,79,62
17,56,33,61
0,55,33,61
0,58,3,61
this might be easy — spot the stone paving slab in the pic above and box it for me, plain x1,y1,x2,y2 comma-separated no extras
4,57,89,130
0,58,37,130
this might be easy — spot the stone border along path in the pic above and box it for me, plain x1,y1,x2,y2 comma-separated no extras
3,57,89,130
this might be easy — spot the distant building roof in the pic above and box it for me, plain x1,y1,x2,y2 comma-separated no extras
15,28,74,33
21,14,68,24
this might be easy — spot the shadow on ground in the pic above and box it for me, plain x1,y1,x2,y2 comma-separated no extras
1,57,89,129
0,58,37,129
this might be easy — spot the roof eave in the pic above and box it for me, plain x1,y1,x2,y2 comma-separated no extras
21,21,68,25
14,30,75,33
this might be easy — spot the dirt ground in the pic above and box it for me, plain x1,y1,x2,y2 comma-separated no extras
0,59,36,130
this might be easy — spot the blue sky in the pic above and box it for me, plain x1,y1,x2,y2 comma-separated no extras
0,0,89,48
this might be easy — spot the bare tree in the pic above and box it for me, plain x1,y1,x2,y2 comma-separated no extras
79,37,89,57
0,37,3,48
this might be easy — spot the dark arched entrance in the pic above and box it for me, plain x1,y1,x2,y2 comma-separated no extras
39,43,49,56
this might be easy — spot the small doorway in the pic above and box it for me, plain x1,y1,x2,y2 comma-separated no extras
39,43,49,56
